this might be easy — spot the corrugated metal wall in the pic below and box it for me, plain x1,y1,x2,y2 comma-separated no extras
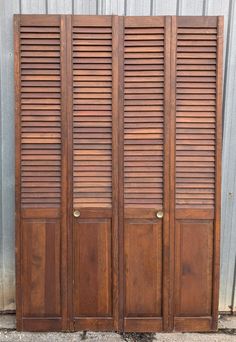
0,0,235,313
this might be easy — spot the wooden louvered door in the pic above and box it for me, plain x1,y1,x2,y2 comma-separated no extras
172,17,223,332
15,15,68,331
121,17,171,332
69,16,119,331
15,15,223,333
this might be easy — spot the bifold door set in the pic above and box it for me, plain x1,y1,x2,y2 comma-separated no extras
15,15,223,332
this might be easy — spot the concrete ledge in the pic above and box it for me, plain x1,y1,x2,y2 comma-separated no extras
0,314,235,341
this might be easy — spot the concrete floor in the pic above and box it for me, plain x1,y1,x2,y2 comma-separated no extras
0,315,235,341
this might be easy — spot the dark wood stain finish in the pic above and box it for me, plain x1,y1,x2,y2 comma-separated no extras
122,16,167,332
173,16,223,332
71,15,119,331
15,15,223,333
15,15,65,332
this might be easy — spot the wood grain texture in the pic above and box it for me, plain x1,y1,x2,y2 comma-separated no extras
161,16,171,332
175,21,217,210
15,14,223,333
123,16,167,332
65,14,74,331
111,15,120,331
123,17,164,210
72,16,113,209
169,15,177,332
124,220,162,317
22,219,61,317
15,14,65,331
73,219,112,317
174,220,213,316
71,15,118,331
118,15,125,332
59,15,69,331
173,16,223,332
19,16,62,209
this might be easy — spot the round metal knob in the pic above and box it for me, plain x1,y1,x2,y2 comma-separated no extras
156,211,163,219
73,210,80,218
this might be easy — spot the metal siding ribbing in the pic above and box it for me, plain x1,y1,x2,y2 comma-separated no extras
178,0,204,15
0,0,235,313
20,0,47,13
219,0,236,314
47,0,73,13
0,0,20,312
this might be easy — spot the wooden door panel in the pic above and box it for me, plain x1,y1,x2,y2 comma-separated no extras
124,220,162,317
15,15,223,333
73,219,112,317
71,15,119,331
121,16,170,332
172,16,223,332
174,220,213,316
15,15,68,331
22,219,61,317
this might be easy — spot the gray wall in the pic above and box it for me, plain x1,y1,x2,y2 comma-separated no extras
0,0,235,313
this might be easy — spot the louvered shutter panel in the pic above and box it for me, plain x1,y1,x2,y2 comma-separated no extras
20,24,61,209
124,23,164,209
173,17,223,332
15,15,223,333
122,17,170,332
72,17,112,209
15,15,67,331
71,16,119,331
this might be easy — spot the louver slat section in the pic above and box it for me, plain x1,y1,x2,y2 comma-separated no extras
173,17,223,333
124,21,164,209
72,19,112,209
20,22,61,208
176,25,217,209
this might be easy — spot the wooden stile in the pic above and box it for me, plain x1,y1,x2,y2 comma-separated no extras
15,15,223,332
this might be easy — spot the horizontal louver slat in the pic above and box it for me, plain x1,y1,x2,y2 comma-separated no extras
72,24,112,208
20,25,61,208
176,26,216,209
124,26,164,208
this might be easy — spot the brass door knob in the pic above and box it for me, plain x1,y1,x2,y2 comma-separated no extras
73,210,80,218
156,211,164,219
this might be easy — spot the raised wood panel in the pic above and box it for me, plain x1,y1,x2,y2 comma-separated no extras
174,220,213,316
73,219,112,317
124,220,162,317
22,219,61,317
